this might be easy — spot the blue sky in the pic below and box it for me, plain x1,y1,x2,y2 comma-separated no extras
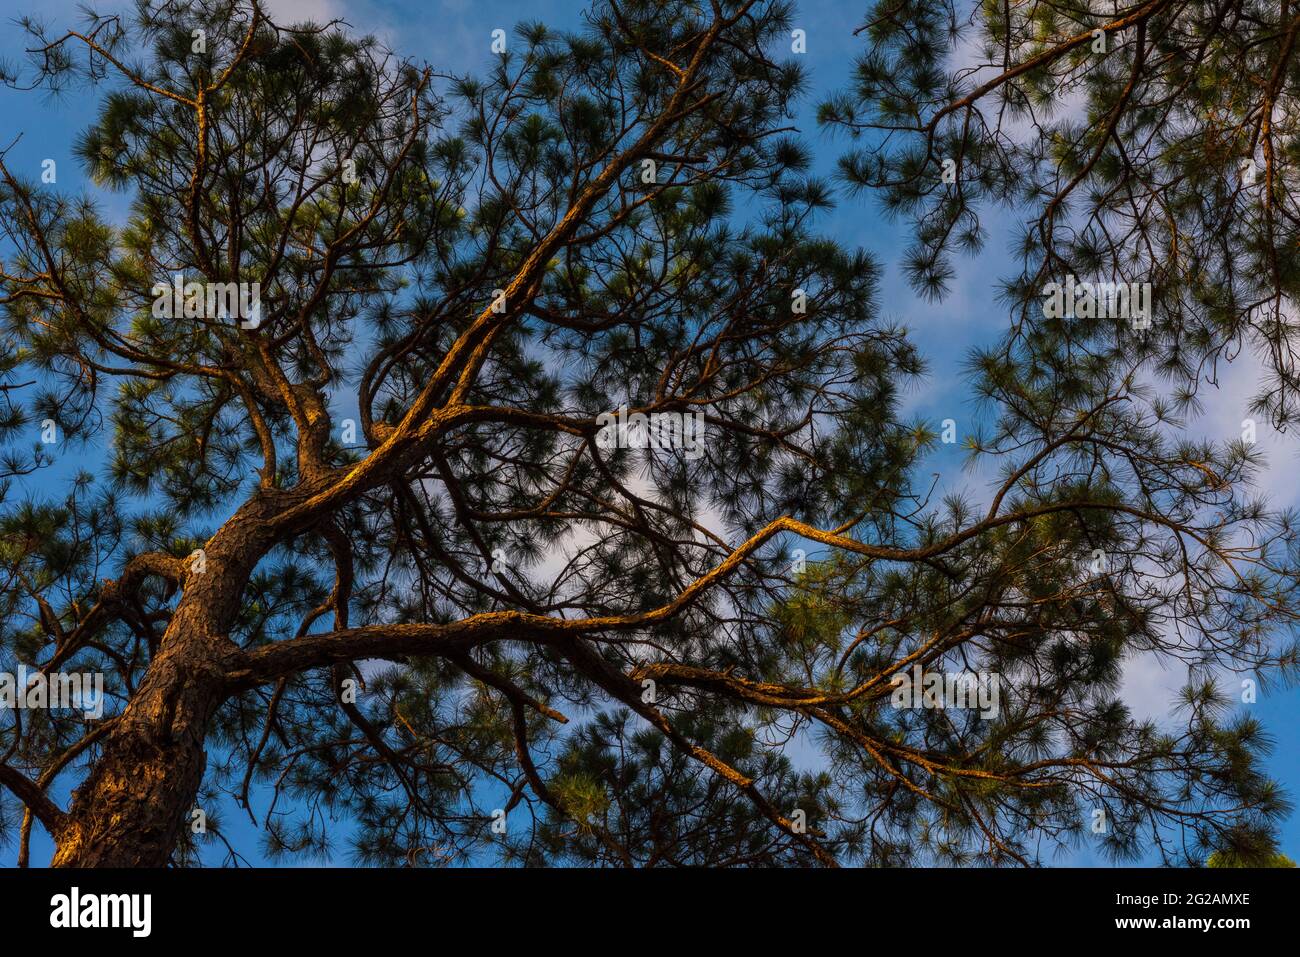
1,0,1296,866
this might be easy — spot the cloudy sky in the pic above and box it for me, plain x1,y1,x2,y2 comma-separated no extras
2,0,1295,866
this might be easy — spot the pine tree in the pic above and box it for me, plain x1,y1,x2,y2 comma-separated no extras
0,0,1294,867
819,0,1300,867
822,0,1300,426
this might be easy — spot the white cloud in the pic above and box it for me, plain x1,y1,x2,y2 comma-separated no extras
261,0,345,24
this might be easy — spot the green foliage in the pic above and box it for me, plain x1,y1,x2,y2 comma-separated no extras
0,0,1294,868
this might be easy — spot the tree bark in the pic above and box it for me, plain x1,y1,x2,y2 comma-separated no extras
50,499,274,867
50,619,236,866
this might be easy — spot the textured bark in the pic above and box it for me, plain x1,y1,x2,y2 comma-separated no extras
50,620,235,866
50,499,275,867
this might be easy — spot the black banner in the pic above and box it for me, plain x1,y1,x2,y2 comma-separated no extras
0,866,1292,944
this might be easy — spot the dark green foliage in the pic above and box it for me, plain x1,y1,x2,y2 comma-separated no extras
0,0,1293,867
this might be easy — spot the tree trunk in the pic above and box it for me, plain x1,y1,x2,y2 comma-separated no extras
50,619,236,866
51,499,276,866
